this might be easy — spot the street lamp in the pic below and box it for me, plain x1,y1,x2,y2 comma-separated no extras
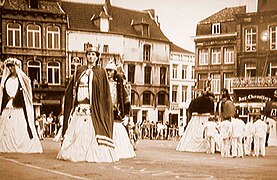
261,30,270,76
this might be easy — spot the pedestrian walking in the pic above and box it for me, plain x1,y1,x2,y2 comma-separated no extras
57,45,118,162
0,58,42,153
244,118,254,156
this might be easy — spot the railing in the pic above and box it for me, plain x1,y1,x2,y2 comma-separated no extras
232,76,277,88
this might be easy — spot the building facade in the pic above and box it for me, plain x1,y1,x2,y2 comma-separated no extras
232,0,277,121
194,6,245,101
0,0,67,117
195,0,277,121
169,43,195,134
61,0,171,125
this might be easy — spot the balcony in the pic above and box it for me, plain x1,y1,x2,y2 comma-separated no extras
232,76,277,89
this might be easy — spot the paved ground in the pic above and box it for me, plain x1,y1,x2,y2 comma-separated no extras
0,139,277,179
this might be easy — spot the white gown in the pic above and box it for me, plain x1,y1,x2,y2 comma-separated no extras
176,113,209,152
57,71,119,162
109,80,135,159
0,77,42,153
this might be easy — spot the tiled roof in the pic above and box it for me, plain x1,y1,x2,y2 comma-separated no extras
61,1,170,42
199,6,246,24
3,0,65,14
171,43,194,54
259,0,277,12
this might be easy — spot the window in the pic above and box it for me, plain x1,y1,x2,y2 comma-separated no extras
30,0,39,8
143,44,151,61
172,85,177,103
28,60,41,86
7,23,21,47
224,47,234,64
191,67,195,79
224,73,233,93
47,61,60,85
47,26,60,49
158,110,164,122
245,63,256,77
172,64,178,79
211,48,221,64
158,93,165,105
142,24,149,37
270,26,277,50
160,67,166,85
144,65,151,84
128,64,135,83
142,110,148,121
131,92,135,105
245,28,256,52
103,45,109,53
198,73,208,90
143,92,151,105
270,62,277,76
27,24,41,48
182,86,187,102
212,23,220,34
211,74,220,94
199,49,208,65
182,65,187,79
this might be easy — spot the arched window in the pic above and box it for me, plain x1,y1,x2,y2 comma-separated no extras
27,24,41,48
47,61,60,85
143,44,151,61
46,26,60,49
7,23,21,47
27,60,41,86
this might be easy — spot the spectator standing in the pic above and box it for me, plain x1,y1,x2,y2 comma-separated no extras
231,114,245,158
252,116,267,157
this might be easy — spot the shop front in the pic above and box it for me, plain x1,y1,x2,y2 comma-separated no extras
233,88,276,122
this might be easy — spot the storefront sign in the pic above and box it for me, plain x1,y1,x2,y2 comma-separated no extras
238,94,271,102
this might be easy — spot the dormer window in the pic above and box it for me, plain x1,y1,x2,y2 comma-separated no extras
91,12,111,32
131,19,150,37
212,23,220,34
30,0,39,9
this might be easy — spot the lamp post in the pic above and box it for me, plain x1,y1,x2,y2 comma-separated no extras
261,30,270,77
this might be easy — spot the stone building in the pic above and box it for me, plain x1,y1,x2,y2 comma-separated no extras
61,0,171,124
169,43,195,134
0,0,67,117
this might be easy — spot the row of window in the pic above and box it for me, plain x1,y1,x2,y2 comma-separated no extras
131,91,167,106
199,47,234,65
27,60,61,85
245,26,277,51
197,62,277,94
127,64,167,85
7,23,60,49
171,86,189,103
172,64,194,79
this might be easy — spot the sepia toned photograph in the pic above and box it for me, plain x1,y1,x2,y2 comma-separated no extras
0,0,276,179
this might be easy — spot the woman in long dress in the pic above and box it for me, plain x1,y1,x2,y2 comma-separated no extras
105,60,135,159
57,46,118,162
0,58,43,153
176,91,214,152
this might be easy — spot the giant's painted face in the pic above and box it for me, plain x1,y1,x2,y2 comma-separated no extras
86,51,98,65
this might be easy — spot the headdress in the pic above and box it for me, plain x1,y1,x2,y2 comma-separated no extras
4,57,22,67
105,59,116,70
85,43,101,57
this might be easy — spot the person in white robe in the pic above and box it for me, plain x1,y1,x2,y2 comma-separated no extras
231,114,245,158
252,116,267,157
0,58,43,153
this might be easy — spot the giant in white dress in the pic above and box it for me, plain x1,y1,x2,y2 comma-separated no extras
57,69,119,162
0,76,42,153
